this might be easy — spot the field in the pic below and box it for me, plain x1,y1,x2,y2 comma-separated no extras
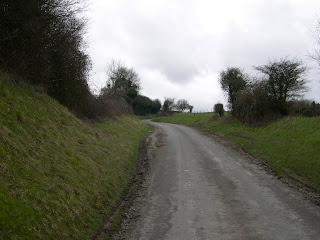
154,113,320,191
0,74,151,239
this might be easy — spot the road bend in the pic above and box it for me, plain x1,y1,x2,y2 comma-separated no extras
126,121,320,240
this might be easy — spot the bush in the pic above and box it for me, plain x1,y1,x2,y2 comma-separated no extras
156,111,171,117
214,103,224,116
132,95,161,116
233,81,279,124
219,67,247,113
0,0,94,119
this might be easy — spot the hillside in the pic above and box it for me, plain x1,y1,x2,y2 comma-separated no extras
0,73,151,239
155,113,320,192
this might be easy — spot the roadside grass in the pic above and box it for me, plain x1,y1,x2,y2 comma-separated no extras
154,113,320,191
0,73,151,239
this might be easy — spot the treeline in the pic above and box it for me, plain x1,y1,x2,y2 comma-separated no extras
156,97,193,116
0,1,160,119
218,58,318,124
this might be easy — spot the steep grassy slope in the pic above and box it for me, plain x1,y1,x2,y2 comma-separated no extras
0,74,151,239
155,113,320,191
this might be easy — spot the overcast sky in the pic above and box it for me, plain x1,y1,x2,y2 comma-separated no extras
86,0,320,111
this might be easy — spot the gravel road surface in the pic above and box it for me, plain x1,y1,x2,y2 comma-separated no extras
125,121,320,240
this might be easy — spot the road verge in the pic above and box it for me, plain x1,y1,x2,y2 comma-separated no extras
93,125,163,239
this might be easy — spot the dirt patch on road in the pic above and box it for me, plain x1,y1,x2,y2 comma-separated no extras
92,126,164,240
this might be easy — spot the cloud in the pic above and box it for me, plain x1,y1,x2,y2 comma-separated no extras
139,68,225,111
87,0,320,107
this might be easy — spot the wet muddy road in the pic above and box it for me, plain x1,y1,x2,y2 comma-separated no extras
125,121,320,240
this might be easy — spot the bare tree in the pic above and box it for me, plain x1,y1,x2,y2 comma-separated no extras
310,18,320,68
106,60,140,100
163,97,175,113
175,99,190,112
254,58,307,115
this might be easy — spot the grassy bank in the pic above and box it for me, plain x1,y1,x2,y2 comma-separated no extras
154,113,320,191
0,74,151,239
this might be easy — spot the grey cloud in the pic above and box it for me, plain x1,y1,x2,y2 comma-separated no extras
87,0,320,106
119,3,201,83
